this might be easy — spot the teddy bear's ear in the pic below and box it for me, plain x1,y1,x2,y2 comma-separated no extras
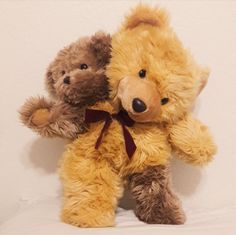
122,4,169,30
89,31,111,67
197,67,210,95
45,68,56,97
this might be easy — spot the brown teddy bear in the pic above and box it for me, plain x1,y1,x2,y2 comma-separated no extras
59,5,216,227
19,32,111,139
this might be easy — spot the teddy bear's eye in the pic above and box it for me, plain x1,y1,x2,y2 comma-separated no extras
80,64,88,70
161,98,169,105
139,69,146,78
61,70,66,75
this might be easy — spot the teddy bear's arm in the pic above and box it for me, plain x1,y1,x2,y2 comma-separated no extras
19,96,87,139
168,114,217,166
47,102,88,139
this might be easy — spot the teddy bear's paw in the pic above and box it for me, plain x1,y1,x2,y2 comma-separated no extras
135,204,186,225
169,115,217,166
175,140,217,166
173,130,217,166
134,192,186,225
31,108,50,126
19,96,53,128
61,208,115,228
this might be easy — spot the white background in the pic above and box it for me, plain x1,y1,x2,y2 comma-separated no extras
0,0,236,224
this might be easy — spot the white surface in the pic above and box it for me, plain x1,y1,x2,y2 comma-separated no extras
0,197,235,235
0,0,236,234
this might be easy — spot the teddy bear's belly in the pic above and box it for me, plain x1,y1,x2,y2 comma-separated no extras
98,121,129,173
66,119,171,177
65,120,126,172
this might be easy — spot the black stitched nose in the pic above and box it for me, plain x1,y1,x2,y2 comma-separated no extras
63,76,70,84
132,98,147,113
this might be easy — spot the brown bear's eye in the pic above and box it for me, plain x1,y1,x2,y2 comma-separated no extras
139,69,146,78
80,64,88,70
161,98,169,105
61,70,66,75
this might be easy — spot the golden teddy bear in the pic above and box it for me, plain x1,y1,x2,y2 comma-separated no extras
59,5,216,227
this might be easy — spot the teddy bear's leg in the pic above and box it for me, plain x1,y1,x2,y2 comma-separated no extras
60,155,123,228
128,164,186,224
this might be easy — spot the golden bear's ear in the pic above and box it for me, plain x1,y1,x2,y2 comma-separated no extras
197,67,210,95
122,4,169,30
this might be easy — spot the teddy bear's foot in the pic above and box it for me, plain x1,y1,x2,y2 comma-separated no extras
60,156,124,228
129,165,186,225
61,207,115,228
134,191,186,225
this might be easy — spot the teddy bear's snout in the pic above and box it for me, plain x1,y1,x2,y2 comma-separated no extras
63,76,71,84
132,98,147,113
66,69,92,85
115,76,162,122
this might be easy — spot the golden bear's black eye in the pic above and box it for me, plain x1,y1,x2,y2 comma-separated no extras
80,64,88,70
61,70,66,75
139,69,146,78
161,98,169,105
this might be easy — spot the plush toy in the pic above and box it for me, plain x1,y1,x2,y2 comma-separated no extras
59,5,216,227
19,32,111,139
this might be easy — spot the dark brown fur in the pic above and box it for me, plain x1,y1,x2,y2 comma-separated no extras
20,96,87,139
19,32,111,139
128,165,186,224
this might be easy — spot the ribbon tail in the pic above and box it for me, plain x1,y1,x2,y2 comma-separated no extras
122,125,137,159
95,117,112,149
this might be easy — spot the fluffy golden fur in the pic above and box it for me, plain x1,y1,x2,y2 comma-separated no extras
59,4,216,227
19,32,111,139
60,102,172,227
106,4,216,164
168,114,216,165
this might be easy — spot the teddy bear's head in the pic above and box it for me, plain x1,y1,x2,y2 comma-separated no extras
45,32,111,107
107,5,209,124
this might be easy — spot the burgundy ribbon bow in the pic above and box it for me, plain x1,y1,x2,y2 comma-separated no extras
85,109,137,159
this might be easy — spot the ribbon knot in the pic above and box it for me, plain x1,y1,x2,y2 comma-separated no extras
85,109,137,159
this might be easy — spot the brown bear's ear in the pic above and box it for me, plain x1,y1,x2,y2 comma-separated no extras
89,31,111,67
45,68,56,97
122,4,169,30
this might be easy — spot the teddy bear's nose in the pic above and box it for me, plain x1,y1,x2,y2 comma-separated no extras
63,76,70,84
132,98,147,113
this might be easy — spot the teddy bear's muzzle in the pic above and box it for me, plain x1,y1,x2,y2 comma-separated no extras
128,103,161,123
115,76,161,122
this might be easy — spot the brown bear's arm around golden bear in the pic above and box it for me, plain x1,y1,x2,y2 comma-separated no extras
19,96,87,139
168,114,217,166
